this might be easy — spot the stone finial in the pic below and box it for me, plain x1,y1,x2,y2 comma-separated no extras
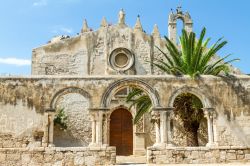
152,24,160,38
118,9,125,25
176,5,182,14
134,15,143,31
81,19,89,33
100,17,108,27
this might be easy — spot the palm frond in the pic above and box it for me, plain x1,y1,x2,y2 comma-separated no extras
127,27,239,126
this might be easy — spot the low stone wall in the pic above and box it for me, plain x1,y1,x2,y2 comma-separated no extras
147,146,250,164
0,146,116,166
0,134,30,148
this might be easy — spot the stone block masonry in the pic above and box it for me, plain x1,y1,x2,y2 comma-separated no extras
147,146,250,164
0,146,116,166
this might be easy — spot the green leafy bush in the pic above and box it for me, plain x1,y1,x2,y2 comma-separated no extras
54,108,67,130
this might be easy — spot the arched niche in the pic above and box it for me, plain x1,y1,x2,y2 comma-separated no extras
50,87,92,147
170,92,208,146
168,86,212,108
50,87,92,109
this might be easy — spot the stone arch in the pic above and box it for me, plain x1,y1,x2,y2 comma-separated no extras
168,86,214,147
50,87,92,147
101,78,161,108
168,8,193,29
109,105,131,117
50,87,92,109
170,13,191,23
168,7,193,43
168,86,212,108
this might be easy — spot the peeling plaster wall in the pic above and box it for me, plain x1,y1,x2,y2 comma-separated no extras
32,36,89,75
0,100,43,148
31,23,240,77
31,25,167,76
0,75,250,148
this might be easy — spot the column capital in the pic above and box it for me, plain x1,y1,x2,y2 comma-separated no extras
89,110,105,121
151,111,160,122
203,108,216,119
89,112,97,121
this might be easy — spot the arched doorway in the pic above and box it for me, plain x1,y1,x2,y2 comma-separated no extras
110,108,133,156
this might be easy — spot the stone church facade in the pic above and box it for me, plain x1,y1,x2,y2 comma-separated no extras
0,8,250,165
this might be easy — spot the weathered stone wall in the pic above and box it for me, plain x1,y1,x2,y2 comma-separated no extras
31,22,240,76
31,24,167,76
32,36,89,75
133,32,152,74
0,100,43,148
0,147,116,166
54,93,91,147
0,75,250,148
147,146,250,164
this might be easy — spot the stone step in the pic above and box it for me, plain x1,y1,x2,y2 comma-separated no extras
115,155,147,165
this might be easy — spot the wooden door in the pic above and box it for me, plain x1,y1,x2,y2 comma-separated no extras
110,108,133,156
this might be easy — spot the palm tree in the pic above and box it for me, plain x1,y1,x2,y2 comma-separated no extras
126,27,239,146
154,27,238,77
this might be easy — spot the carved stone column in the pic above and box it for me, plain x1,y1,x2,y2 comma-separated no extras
96,111,103,145
89,108,108,147
166,108,174,146
103,112,111,146
154,107,174,147
151,111,161,146
160,111,167,144
204,108,217,147
42,109,55,147
89,112,97,146
48,112,55,147
212,112,219,145
42,112,49,147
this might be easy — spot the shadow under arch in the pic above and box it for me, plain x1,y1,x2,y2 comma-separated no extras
100,78,161,108
168,86,210,147
50,87,92,147
50,87,92,109
168,86,212,108
109,105,131,116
